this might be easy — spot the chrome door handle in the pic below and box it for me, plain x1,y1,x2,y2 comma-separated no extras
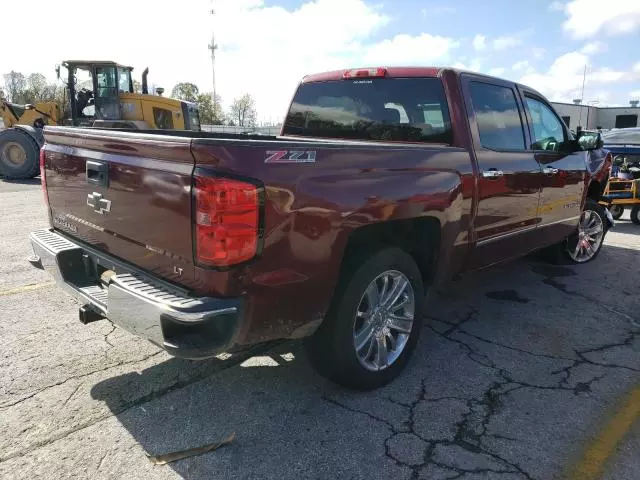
543,167,559,175
482,169,504,178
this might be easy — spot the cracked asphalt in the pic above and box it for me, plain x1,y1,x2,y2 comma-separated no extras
1,180,638,480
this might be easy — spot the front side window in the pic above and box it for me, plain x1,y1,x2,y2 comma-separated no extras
118,68,132,93
525,96,566,151
468,81,526,151
283,77,452,144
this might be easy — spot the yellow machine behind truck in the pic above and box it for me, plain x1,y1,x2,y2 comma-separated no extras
0,60,200,179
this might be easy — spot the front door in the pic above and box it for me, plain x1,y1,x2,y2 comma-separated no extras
519,92,586,246
461,76,542,269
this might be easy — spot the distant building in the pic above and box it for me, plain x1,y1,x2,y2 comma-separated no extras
551,100,640,131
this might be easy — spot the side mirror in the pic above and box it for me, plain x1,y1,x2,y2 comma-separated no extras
55,65,61,80
577,130,604,151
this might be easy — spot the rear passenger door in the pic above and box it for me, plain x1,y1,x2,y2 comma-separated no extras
461,76,542,269
519,91,586,246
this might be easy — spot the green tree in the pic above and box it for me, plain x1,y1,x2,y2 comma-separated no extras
171,82,199,103
196,93,224,125
229,93,257,127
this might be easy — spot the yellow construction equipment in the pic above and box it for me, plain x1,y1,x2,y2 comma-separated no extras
1,60,200,179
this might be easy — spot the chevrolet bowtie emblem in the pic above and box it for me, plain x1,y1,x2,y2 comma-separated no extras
87,192,112,215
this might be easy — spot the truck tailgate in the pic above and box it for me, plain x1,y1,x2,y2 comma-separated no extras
43,127,195,285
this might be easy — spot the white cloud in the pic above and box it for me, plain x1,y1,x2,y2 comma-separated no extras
548,1,564,11
563,0,640,38
518,51,634,103
580,41,606,54
452,60,482,73
492,35,522,51
487,67,507,77
472,34,487,51
631,90,640,99
363,34,459,65
532,47,546,59
634,62,640,73
512,61,535,74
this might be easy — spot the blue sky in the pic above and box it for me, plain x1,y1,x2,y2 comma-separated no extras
3,0,639,119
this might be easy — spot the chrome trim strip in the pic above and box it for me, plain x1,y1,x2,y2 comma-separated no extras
476,215,581,246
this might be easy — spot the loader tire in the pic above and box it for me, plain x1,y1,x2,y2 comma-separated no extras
0,129,40,179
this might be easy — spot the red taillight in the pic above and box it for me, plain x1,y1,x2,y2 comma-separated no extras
343,67,387,79
194,176,260,267
39,148,48,206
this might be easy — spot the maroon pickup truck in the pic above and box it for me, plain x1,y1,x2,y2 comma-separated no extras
30,67,613,389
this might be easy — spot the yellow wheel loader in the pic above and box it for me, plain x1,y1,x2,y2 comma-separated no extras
1,60,200,179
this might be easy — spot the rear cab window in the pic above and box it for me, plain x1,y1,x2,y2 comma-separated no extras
468,81,526,151
282,77,452,144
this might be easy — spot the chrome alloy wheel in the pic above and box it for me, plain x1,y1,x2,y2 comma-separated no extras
567,209,605,263
353,270,415,371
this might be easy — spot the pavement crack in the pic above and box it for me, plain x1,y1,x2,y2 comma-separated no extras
60,383,82,408
455,330,575,362
0,351,164,409
322,395,395,431
96,451,109,471
103,323,116,349
0,342,281,463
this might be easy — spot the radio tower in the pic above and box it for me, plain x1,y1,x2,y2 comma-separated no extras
208,4,218,107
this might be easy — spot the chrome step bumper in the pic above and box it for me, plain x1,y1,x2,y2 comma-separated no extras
29,229,243,359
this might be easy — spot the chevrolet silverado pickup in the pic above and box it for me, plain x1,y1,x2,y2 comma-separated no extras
30,67,613,389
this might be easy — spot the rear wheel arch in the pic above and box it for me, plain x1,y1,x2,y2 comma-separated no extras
338,217,442,287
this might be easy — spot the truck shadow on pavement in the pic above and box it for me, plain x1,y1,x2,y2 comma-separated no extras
90,244,639,480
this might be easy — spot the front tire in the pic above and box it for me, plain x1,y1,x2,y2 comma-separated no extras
561,199,609,264
305,247,425,390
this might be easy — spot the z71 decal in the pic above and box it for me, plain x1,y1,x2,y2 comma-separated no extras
265,150,317,164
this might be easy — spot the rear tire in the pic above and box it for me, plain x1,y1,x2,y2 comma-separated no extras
608,204,624,220
631,205,640,225
0,129,40,179
305,247,425,390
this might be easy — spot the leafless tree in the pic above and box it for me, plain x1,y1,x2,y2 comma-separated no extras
229,94,257,127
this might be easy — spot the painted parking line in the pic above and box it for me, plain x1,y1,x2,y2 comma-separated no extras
569,386,640,480
0,282,55,297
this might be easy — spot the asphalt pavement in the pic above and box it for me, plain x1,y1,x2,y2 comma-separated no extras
0,179,638,480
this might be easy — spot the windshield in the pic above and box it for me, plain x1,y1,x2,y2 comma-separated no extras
95,66,117,98
282,77,452,144
602,129,640,145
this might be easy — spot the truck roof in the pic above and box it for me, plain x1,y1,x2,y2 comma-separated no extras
301,66,546,98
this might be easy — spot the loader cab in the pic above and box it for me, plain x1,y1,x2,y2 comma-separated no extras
60,60,133,126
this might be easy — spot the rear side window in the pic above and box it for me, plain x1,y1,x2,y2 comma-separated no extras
469,82,526,151
283,78,452,144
